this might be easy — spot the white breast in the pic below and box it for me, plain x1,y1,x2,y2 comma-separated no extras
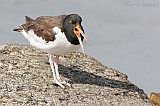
21,27,80,55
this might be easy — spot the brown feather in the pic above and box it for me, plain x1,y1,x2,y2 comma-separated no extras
21,15,66,42
25,16,34,22
36,15,66,29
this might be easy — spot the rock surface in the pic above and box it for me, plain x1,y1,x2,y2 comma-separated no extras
0,44,153,106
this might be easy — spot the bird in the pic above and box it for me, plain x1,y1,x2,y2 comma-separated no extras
13,14,86,88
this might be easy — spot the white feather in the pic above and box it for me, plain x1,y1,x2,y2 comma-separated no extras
21,27,80,55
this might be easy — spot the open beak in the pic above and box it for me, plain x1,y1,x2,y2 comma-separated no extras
74,24,86,53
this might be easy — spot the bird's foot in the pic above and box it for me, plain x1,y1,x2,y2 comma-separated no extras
53,79,71,88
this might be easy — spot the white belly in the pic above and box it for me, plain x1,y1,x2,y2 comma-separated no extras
21,27,80,55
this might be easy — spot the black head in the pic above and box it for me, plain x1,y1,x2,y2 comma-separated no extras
63,14,85,45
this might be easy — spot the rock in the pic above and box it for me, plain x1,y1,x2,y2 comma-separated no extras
149,92,160,106
0,44,153,106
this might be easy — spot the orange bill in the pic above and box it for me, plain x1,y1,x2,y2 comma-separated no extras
74,24,86,53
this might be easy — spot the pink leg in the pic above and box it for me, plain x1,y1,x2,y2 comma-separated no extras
49,54,56,81
53,56,71,87
49,54,64,88
53,56,60,80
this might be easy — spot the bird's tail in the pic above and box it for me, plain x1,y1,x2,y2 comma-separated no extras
13,26,23,32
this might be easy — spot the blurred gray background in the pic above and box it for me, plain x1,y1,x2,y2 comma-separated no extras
0,0,160,94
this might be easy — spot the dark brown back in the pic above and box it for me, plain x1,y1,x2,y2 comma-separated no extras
22,15,66,43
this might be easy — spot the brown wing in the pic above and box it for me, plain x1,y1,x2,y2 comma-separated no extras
34,21,56,42
36,15,66,29
21,15,66,43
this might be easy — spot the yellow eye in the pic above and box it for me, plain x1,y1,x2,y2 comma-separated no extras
69,20,72,23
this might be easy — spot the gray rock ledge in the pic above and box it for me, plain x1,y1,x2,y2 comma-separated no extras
0,44,153,106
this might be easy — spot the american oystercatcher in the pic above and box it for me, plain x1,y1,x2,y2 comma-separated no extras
13,14,86,88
